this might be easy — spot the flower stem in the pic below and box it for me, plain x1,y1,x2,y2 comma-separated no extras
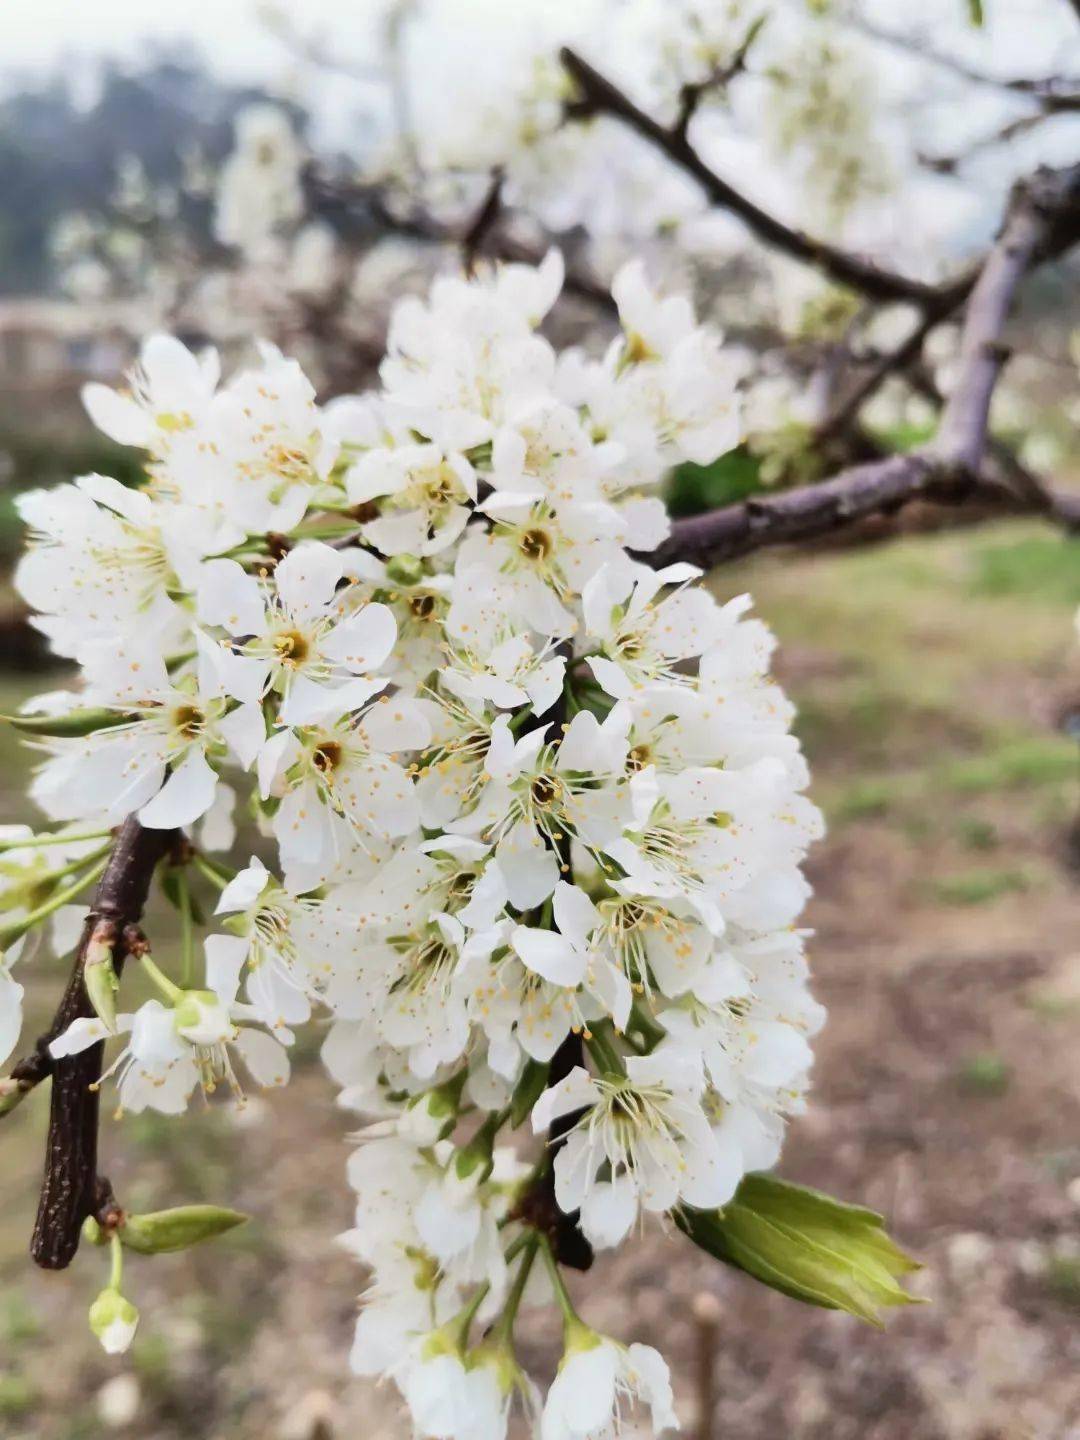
495,1235,539,1343
0,856,110,951
176,870,195,988
109,1232,124,1292
539,1234,579,1327
37,844,113,889
139,952,182,1005
192,854,233,891
0,829,111,854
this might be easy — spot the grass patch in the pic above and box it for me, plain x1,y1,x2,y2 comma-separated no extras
1042,1253,1080,1307
930,867,1031,906
955,817,1000,851
968,535,1080,607
0,1373,36,1418
940,737,1077,795
955,1052,1011,1096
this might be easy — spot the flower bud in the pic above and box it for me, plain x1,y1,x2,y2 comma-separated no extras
385,553,424,587
84,943,119,1034
88,1288,139,1356
118,1205,248,1255
400,1071,469,1146
172,991,235,1046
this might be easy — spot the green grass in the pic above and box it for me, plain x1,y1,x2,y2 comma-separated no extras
968,535,1080,607
0,1373,36,1418
956,817,1000,851
1042,1253,1080,1307
931,867,1033,907
955,1052,1012,1096
940,737,1078,794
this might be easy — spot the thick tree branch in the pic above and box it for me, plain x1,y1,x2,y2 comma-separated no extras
560,47,977,309
932,166,1080,473
24,817,173,1270
655,161,1080,569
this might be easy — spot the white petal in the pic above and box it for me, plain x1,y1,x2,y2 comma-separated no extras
217,703,266,770
138,751,218,829
511,926,585,987
0,971,25,1065
203,933,249,1005
531,1066,597,1132
216,857,270,913
234,1026,291,1088
274,542,343,622
196,559,265,636
320,603,397,673
495,820,558,910
580,1175,639,1250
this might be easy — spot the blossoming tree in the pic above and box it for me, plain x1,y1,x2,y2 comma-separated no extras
3,3,1080,1437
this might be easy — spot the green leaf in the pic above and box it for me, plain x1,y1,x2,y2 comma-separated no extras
666,446,764,518
5,708,133,738
117,1205,248,1255
509,1058,551,1129
967,0,984,24
677,1173,923,1326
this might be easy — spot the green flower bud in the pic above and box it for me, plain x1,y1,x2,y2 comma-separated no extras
385,553,425,587
82,1216,107,1248
172,991,234,1046
401,1071,468,1145
677,1173,923,1327
84,943,119,1034
118,1205,248,1255
88,1288,139,1355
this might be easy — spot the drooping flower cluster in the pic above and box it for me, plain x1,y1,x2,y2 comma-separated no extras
7,252,822,1436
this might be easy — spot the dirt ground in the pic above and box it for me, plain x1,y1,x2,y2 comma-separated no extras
1,521,1079,1440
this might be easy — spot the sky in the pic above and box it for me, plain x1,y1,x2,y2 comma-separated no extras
1,1,343,83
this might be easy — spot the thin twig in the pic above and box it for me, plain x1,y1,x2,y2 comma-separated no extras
560,47,977,308
655,161,1080,570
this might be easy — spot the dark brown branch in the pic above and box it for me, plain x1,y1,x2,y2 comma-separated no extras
304,168,617,314
673,12,766,141
655,161,1080,569
560,47,976,309
462,171,505,276
27,817,173,1270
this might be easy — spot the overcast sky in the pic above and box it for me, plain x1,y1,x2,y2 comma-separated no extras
2,1,333,82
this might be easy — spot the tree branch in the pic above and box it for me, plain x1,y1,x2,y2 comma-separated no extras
933,165,1080,473
560,47,977,308
24,817,173,1270
655,161,1080,569
303,168,617,314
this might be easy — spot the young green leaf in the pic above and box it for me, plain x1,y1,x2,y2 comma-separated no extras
677,1173,923,1326
5,708,132,738
118,1205,249,1255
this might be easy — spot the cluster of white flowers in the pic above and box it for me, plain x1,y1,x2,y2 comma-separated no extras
8,251,822,1436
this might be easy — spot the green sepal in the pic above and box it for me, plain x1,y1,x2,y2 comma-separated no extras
676,1173,924,1327
84,953,119,1034
6,708,133,738
117,1205,248,1255
509,1058,550,1129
